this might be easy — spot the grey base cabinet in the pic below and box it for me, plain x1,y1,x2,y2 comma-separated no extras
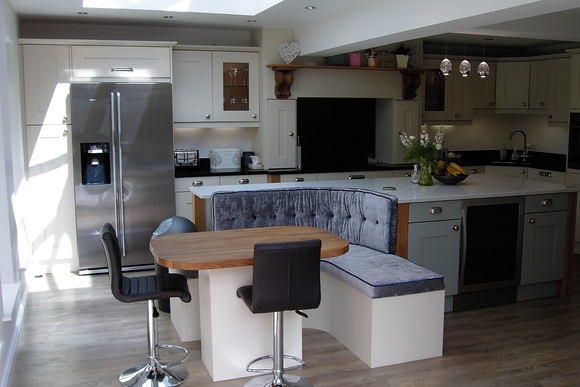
407,201,461,312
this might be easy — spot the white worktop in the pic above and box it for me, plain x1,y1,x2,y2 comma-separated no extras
189,174,578,203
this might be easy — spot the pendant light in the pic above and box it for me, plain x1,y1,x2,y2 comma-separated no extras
459,42,471,76
477,39,490,78
440,40,452,76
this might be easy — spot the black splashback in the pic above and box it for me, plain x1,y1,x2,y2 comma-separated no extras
297,97,376,171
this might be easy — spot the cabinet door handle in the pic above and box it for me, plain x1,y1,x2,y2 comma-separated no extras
289,132,294,137
469,168,479,174
454,113,460,118
539,171,552,177
294,177,304,182
548,114,553,119
111,67,134,72
452,225,459,231
252,114,257,118
205,114,211,119
540,102,545,106
348,174,365,179
429,207,442,214
520,170,526,175
521,102,527,107
541,199,553,206
192,180,203,187
239,178,250,184
528,218,536,224
404,172,411,177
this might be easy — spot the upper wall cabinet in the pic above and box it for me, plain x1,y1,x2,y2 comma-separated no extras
422,59,474,122
546,58,570,125
172,49,260,124
22,45,71,126
71,46,171,82
473,61,496,110
569,53,580,110
495,61,530,110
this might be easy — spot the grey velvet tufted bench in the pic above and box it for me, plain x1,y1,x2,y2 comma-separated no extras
210,187,445,368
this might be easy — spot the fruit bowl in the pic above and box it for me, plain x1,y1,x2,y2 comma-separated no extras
432,174,468,185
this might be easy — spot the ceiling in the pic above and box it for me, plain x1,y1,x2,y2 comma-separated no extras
8,0,580,58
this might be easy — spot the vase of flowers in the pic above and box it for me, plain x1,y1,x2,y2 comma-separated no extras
365,48,377,67
400,124,444,186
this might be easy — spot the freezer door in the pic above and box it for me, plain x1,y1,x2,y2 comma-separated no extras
71,84,175,272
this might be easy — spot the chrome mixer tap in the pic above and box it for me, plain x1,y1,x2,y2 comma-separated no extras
508,129,529,159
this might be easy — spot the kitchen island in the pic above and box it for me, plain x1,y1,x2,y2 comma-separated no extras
190,174,578,304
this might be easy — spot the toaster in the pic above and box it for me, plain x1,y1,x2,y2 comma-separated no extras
174,149,198,167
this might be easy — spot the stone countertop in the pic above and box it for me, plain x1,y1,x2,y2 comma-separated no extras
189,174,577,203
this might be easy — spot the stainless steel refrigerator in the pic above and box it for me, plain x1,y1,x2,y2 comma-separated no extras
71,83,175,274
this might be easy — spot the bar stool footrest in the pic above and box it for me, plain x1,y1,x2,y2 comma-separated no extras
156,344,189,369
246,354,305,374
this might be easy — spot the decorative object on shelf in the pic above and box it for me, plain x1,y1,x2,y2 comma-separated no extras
477,39,490,78
349,51,361,66
394,43,411,69
365,48,377,67
459,42,471,76
440,40,452,76
278,41,301,65
408,45,423,69
400,124,444,186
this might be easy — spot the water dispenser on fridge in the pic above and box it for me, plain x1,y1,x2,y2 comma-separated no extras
80,143,110,185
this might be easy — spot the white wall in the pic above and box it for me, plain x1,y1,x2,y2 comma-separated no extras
0,0,27,386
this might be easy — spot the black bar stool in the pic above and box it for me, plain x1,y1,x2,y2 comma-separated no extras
100,223,192,387
236,239,322,387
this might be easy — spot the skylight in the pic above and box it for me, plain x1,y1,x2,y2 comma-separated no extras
82,0,284,16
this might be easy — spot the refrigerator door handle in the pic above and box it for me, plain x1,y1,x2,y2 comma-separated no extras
111,91,126,257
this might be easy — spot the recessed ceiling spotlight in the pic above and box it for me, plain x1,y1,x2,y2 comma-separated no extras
305,6,316,10
78,11,88,15
163,15,174,19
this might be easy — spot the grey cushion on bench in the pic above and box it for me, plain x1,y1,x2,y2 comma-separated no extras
212,187,398,254
321,245,444,299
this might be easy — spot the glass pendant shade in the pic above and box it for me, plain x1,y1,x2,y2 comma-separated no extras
459,59,471,76
440,57,452,75
477,61,490,78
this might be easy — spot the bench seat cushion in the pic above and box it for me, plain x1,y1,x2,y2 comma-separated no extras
321,245,445,299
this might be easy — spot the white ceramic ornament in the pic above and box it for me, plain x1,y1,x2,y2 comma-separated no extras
278,41,300,64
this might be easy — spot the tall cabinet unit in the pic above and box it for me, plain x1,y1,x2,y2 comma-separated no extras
375,99,420,164
21,43,76,267
266,99,297,169
570,51,580,110
172,48,259,123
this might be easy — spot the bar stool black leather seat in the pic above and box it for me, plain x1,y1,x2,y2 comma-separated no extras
236,239,322,387
100,223,192,387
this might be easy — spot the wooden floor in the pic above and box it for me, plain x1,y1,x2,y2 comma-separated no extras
12,257,580,387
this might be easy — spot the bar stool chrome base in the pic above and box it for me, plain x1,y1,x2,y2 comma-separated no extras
243,373,314,387
119,363,188,387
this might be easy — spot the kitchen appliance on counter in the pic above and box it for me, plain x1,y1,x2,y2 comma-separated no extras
174,148,198,167
71,83,175,274
210,146,241,172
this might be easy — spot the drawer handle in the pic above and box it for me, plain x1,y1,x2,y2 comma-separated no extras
192,180,203,187
294,177,304,182
429,207,442,215
528,218,536,224
469,168,479,174
539,171,552,177
541,199,553,206
452,225,459,231
348,174,365,180
239,178,250,184
520,170,526,175
404,172,411,177
111,67,134,72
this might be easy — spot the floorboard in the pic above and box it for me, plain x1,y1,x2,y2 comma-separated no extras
11,256,580,386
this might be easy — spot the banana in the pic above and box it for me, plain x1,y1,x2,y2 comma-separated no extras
446,162,466,176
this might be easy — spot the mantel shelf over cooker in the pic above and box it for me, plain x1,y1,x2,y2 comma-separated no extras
266,64,424,100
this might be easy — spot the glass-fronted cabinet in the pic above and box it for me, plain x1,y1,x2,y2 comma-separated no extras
212,51,259,122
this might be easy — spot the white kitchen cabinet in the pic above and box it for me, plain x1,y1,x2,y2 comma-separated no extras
569,52,580,109
485,165,528,178
172,50,259,123
527,168,566,185
520,194,567,286
376,99,419,164
407,200,462,312
528,60,548,110
266,99,296,169
495,61,530,110
565,172,580,254
219,174,267,185
279,173,317,183
473,61,496,109
422,59,474,122
22,45,71,125
546,57,570,125
71,45,171,81
316,170,392,181
175,176,219,221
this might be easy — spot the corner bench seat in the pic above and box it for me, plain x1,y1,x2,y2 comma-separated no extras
206,187,445,368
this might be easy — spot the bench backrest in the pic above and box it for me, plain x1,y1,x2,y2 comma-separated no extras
211,187,398,254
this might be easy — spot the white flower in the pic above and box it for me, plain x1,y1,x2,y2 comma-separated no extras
409,135,415,140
